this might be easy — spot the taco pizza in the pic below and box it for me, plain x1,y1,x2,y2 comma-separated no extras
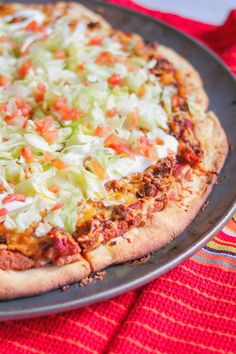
0,2,228,299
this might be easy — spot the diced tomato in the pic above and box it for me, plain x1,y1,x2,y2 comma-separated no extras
106,108,118,118
44,129,59,144
0,76,12,87
49,185,60,194
53,97,67,110
2,193,26,204
136,137,158,161
15,96,32,118
53,97,81,121
4,114,27,129
138,136,151,157
96,51,115,65
34,83,46,103
35,116,53,133
52,202,63,211
94,124,112,138
156,138,164,145
0,103,7,112
61,107,81,121
35,116,58,143
0,208,7,217
4,115,13,122
94,124,104,137
21,145,33,163
108,73,124,87
89,37,103,45
105,134,132,155
25,21,44,32
53,49,67,59
18,61,33,78
53,158,68,169
43,151,53,163
85,157,107,180
125,108,139,130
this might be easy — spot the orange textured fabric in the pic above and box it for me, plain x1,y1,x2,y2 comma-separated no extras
0,2,235,353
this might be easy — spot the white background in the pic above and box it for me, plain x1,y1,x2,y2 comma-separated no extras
135,0,236,24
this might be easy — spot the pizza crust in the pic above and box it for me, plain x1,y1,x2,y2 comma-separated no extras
0,2,229,299
0,256,90,300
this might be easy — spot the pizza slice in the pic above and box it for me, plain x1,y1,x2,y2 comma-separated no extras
0,2,228,299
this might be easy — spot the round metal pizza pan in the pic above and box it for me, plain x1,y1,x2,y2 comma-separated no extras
0,0,235,321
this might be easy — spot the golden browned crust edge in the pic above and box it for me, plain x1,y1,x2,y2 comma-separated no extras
86,111,228,270
0,256,90,300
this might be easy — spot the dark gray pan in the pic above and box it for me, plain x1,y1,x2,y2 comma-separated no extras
0,0,235,321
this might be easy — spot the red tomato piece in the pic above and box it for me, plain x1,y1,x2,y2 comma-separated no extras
156,138,164,145
125,108,139,129
53,97,67,110
35,83,46,103
53,97,81,121
106,108,118,118
0,208,7,217
49,185,60,194
35,116,53,133
25,21,44,32
89,37,103,45
138,136,151,157
15,96,32,118
108,73,124,86
105,134,132,155
3,193,26,204
96,51,114,65
52,202,63,211
0,76,11,87
21,145,33,163
18,61,33,78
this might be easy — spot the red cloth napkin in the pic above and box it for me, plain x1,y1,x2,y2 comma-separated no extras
1,2,236,353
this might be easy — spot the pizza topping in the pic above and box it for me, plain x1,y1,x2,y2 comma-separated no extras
0,6,205,268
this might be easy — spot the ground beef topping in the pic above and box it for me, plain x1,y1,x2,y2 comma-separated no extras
75,157,175,253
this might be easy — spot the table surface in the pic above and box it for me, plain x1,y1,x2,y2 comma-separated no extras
136,0,235,24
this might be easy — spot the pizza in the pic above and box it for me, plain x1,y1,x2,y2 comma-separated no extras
0,2,228,299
